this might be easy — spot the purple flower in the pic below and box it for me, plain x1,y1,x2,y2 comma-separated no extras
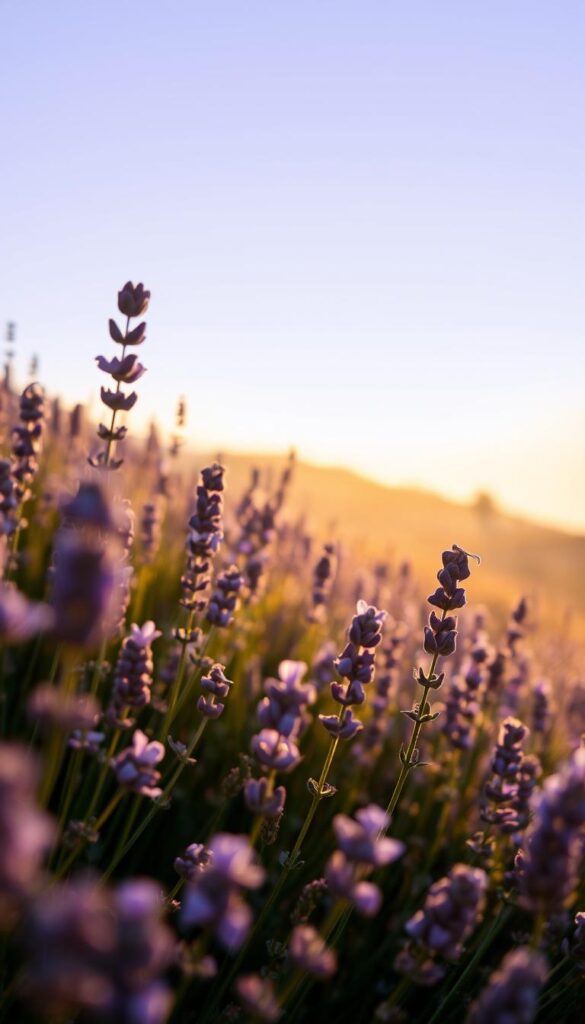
258,659,315,737
396,864,487,985
100,387,138,412
24,876,173,1022
250,729,301,773
179,464,225,616
0,583,54,643
0,744,54,926
174,843,211,882
308,543,337,623
244,777,287,818
319,708,363,740
333,805,404,867
206,565,244,628
108,621,162,726
198,663,234,719
319,601,386,743
112,730,165,799
289,924,337,979
117,281,151,318
516,747,585,913
96,353,146,383
325,804,404,917
465,948,547,1024
235,974,281,1022
27,685,100,733
181,833,265,951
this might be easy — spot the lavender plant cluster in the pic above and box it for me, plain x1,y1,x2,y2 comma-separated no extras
0,293,583,1024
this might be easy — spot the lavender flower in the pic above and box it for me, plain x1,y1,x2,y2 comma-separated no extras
311,640,337,691
108,621,162,727
250,729,301,773
112,730,165,799
353,619,408,766
257,660,316,738
465,948,547,1024
0,583,54,643
244,776,287,818
174,843,211,882
197,663,235,719
442,621,491,751
395,864,487,985
27,685,100,733
308,543,337,623
49,483,123,647
206,565,244,628
179,463,225,618
0,744,54,926
24,876,174,1023
532,678,553,736
289,924,337,979
0,383,45,555
140,497,164,564
516,747,585,913
481,718,531,833
90,281,150,470
181,833,265,951
325,805,404,917
235,974,281,1022
319,600,386,742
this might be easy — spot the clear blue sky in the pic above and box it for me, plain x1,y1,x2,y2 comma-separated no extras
1,2,584,530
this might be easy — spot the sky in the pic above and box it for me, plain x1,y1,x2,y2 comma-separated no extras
1,2,584,531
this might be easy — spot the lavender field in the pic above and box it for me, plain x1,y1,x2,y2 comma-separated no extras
0,282,583,1023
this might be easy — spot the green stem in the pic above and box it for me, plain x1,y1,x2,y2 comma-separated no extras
383,609,447,829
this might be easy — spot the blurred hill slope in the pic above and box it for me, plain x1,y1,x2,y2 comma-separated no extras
208,451,585,633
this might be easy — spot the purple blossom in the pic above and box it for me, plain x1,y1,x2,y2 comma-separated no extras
289,924,337,979
24,876,173,1023
197,663,234,719
325,804,404,917
396,864,487,985
244,777,287,818
179,463,225,616
112,730,165,799
258,660,316,737
319,601,386,742
108,621,162,726
516,747,585,913
0,744,54,926
308,543,337,623
206,565,244,627
117,281,151,318
181,833,265,951
250,729,301,773
333,805,404,867
174,843,211,882
465,948,547,1024
96,353,146,384
0,583,54,643
235,974,281,1022
27,685,100,733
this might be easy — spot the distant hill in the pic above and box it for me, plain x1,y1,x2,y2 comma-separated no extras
190,449,585,636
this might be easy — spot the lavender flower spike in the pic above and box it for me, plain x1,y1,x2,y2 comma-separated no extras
289,924,337,979
325,803,404,917
112,729,165,798
465,947,548,1024
395,864,487,986
181,833,265,951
